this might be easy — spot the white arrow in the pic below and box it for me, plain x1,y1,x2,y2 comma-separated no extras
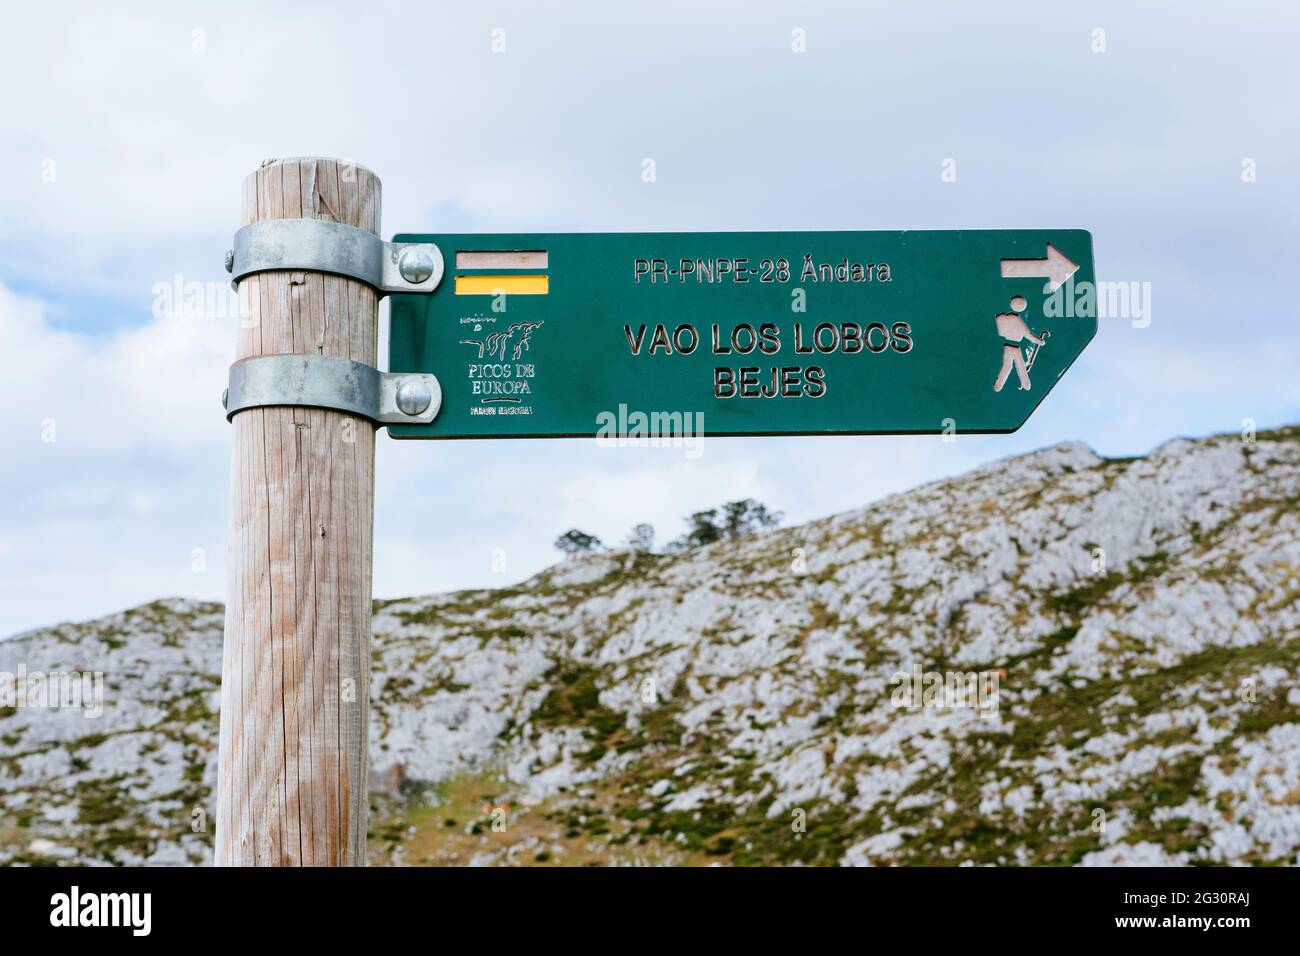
1000,243,1079,292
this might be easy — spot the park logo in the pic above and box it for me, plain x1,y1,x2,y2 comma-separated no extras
459,319,544,363
460,320,545,415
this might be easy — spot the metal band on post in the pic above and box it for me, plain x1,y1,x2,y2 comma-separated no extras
227,218,444,296
224,355,441,426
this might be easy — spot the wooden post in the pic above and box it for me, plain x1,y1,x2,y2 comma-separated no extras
216,158,379,866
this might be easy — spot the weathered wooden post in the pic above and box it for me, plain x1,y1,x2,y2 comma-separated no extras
217,158,380,865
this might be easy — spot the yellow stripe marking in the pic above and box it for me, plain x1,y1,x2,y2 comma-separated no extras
455,274,549,295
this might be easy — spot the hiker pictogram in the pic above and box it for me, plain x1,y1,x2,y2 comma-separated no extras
993,296,1048,393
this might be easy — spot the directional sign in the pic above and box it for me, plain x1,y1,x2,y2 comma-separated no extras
388,230,1095,438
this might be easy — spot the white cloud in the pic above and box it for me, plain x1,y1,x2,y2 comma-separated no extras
0,282,232,635
0,284,232,454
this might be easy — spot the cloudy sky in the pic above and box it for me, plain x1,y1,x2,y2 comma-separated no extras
0,1,1296,636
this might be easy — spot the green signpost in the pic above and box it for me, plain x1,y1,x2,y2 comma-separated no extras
388,229,1095,438
221,160,1099,868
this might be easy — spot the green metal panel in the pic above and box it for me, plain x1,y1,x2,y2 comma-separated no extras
388,229,1095,438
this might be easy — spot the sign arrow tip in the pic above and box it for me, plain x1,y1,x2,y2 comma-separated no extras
1044,243,1079,292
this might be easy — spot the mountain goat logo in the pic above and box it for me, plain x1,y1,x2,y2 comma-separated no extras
460,320,544,361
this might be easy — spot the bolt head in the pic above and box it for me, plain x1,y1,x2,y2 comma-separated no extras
224,249,234,274
398,247,435,284
222,388,229,410
395,379,432,417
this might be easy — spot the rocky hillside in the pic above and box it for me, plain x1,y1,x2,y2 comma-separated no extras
2,425,1298,866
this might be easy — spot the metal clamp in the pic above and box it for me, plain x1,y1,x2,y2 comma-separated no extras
224,355,442,427
227,219,444,296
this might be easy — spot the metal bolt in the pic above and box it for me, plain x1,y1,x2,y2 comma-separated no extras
224,249,234,274
222,388,229,410
395,379,432,416
398,247,435,284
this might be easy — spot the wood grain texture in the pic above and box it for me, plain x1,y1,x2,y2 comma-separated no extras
216,158,378,866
